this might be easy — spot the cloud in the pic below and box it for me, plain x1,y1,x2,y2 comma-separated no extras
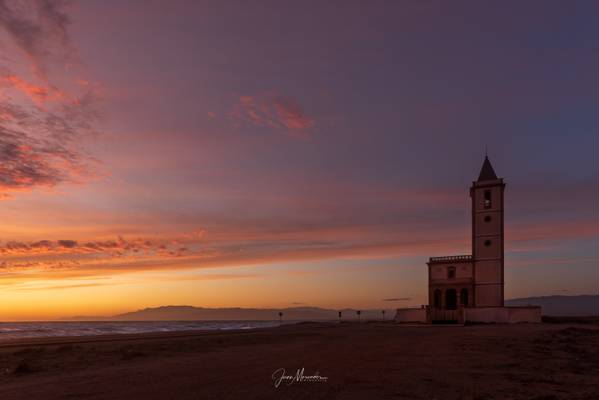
232,93,314,139
0,0,73,77
0,1,98,196
0,233,211,282
4,273,260,291
272,96,314,131
0,236,166,257
2,74,65,103
2,205,599,284
0,219,469,280
0,122,95,192
57,239,77,248
14,282,107,291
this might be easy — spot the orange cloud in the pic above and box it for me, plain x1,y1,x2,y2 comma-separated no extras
233,93,314,138
0,74,98,195
0,236,188,258
3,74,65,104
272,96,314,130
0,220,470,284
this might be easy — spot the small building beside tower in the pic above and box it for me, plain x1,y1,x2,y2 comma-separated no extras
396,157,541,324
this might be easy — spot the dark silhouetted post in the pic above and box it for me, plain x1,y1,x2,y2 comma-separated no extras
382,310,386,320
278,311,283,324
338,311,342,323
357,310,361,322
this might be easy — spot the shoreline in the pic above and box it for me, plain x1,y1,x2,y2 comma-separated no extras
0,321,396,349
0,320,344,348
0,319,308,346
0,316,595,348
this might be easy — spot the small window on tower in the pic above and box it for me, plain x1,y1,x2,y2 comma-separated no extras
484,190,492,209
484,240,492,247
484,215,492,223
447,266,456,279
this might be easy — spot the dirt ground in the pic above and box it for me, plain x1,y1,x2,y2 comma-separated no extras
0,321,597,399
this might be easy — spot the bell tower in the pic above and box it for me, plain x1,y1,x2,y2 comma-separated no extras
470,156,505,307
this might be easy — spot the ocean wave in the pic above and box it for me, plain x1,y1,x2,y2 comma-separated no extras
0,321,285,341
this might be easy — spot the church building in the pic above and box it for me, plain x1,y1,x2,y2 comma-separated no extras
396,157,541,324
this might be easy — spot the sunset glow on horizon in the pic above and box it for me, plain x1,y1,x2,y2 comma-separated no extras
1,1,599,320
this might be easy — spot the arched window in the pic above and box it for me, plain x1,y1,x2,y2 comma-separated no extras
484,190,492,209
460,288,469,306
433,289,442,308
447,266,456,279
445,289,457,310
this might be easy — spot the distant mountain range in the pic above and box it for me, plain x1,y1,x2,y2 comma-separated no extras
110,306,393,321
64,295,599,321
66,306,396,321
505,295,599,316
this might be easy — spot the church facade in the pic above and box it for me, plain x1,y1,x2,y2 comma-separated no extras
396,157,541,324
428,156,504,311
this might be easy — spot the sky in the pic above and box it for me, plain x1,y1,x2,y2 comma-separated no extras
1,0,599,320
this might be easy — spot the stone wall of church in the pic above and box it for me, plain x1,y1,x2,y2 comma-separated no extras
474,284,503,307
474,212,501,235
429,262,473,281
464,306,541,323
474,236,502,259
474,260,502,283
472,178,505,308
394,307,428,323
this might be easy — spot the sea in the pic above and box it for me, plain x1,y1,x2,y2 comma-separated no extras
0,320,290,342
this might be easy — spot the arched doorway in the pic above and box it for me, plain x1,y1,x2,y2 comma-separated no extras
460,288,469,306
433,289,442,308
445,289,457,310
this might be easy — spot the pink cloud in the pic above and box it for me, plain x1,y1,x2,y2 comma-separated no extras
272,96,314,130
0,0,73,78
0,236,180,258
2,74,65,104
232,93,314,139
0,3,99,197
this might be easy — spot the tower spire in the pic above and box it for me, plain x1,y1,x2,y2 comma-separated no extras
477,156,498,182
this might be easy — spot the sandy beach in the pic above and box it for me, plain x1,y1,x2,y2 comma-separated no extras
0,321,597,399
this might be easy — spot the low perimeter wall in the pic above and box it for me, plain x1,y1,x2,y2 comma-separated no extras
464,306,542,323
395,307,427,323
395,306,542,324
